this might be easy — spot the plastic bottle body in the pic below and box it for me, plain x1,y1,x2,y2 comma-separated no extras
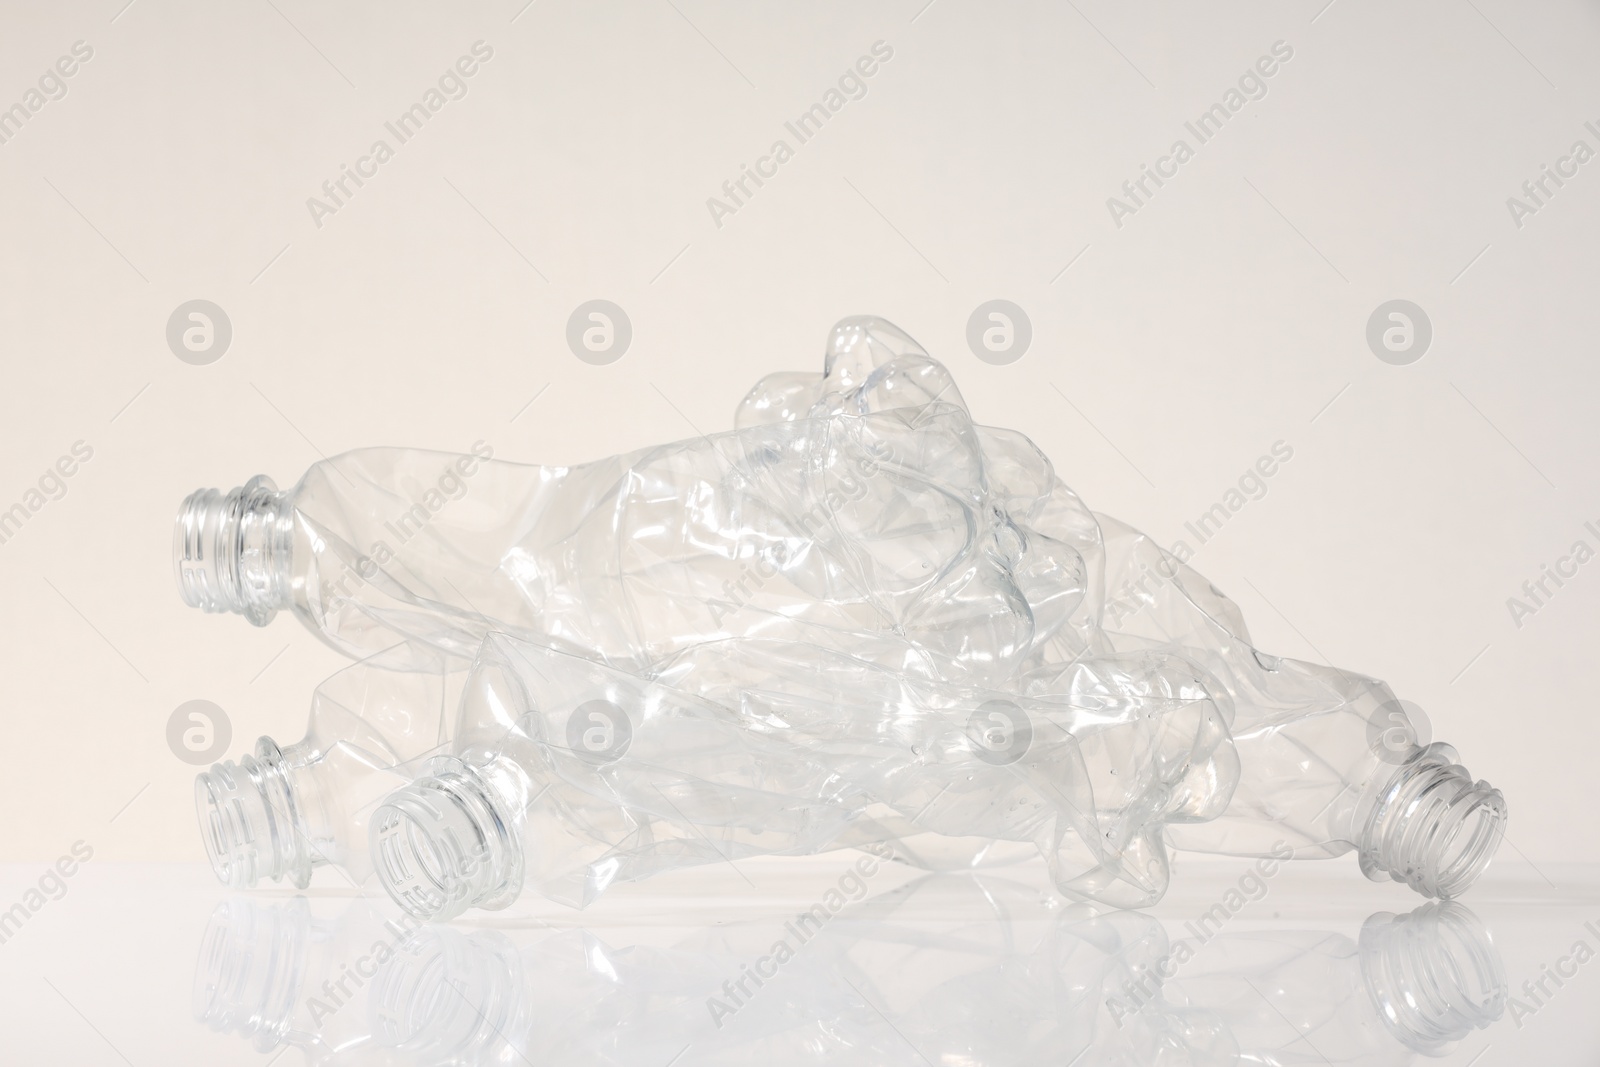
175,318,1091,688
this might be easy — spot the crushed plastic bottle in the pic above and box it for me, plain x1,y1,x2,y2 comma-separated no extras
180,317,1506,910
174,320,1082,687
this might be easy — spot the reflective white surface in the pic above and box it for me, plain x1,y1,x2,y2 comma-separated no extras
1,857,1594,1065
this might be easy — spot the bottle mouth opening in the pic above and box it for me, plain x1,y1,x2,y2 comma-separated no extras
374,806,455,920
1361,744,1507,899
193,741,311,890
173,476,284,626
194,770,246,887
1429,789,1507,898
371,778,502,923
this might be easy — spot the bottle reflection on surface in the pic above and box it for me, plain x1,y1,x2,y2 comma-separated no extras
1151,902,1506,1065
192,895,425,1065
193,876,1506,1066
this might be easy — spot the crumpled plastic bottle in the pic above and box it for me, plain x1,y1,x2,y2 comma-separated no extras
733,320,1505,900
180,316,1505,909
173,318,1081,687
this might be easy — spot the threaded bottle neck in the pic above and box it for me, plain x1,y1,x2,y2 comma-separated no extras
194,738,322,889
1358,901,1507,1052
174,476,292,625
370,761,522,922
1358,743,1506,899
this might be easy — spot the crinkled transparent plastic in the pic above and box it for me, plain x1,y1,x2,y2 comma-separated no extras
174,319,1083,683
370,633,1235,915
194,643,459,889
193,875,1506,1065
367,627,1494,919
179,316,1505,909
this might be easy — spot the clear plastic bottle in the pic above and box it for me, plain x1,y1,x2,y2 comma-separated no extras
182,316,1505,906
194,644,460,889
1001,510,1508,899
173,319,1084,687
733,320,1507,900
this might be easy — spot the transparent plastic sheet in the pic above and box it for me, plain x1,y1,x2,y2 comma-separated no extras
179,316,1505,908
192,875,1506,1066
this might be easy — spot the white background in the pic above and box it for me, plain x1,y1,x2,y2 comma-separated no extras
0,0,1594,885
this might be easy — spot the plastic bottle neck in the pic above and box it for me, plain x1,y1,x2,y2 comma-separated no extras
1356,742,1506,899
194,738,331,889
370,758,525,922
174,476,293,625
